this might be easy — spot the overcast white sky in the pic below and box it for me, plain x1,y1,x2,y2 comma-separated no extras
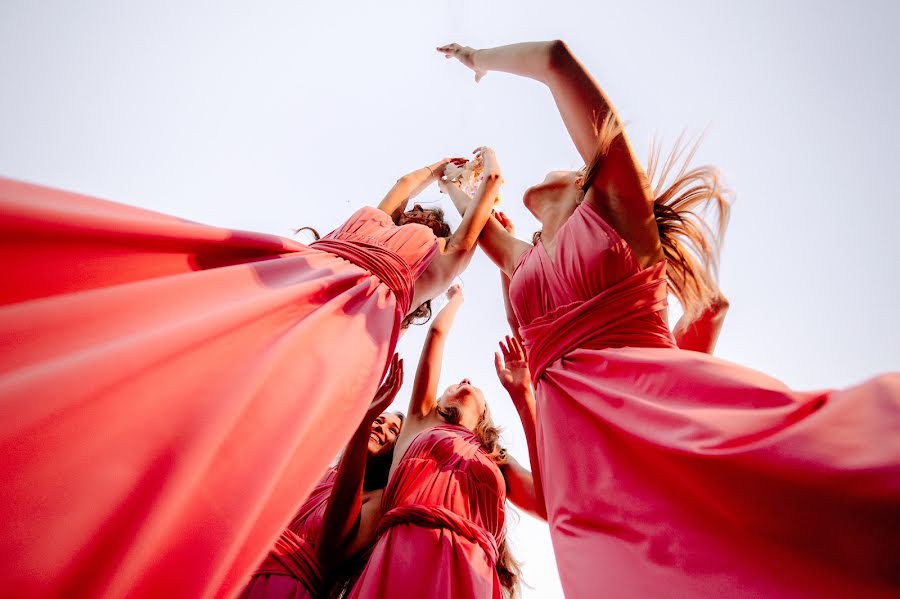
2,1,898,596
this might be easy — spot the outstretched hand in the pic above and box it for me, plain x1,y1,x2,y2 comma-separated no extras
368,354,403,415
494,335,531,400
437,43,486,82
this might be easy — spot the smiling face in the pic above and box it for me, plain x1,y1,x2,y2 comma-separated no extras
367,412,404,458
437,378,487,432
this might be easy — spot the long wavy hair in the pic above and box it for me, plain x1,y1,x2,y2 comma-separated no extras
296,204,454,329
436,403,522,598
577,113,731,321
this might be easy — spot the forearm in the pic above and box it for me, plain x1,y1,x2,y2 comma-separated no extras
407,296,462,417
502,455,547,521
318,417,372,558
392,167,433,200
430,296,463,335
473,41,559,83
379,164,438,218
673,296,730,354
510,387,546,519
448,174,502,252
443,182,471,217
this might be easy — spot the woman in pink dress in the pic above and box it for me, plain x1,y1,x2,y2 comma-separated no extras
348,282,545,599
439,41,900,597
0,152,502,598
240,355,404,599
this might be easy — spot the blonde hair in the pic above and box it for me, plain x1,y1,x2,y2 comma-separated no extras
580,114,731,321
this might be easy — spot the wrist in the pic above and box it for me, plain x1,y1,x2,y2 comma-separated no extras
471,48,483,71
506,386,532,400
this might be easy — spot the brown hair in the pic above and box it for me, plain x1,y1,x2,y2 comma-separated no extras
400,301,433,329
436,403,522,598
395,205,454,329
579,114,730,321
400,204,452,238
293,226,321,241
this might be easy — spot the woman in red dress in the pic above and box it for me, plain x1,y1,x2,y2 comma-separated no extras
439,40,900,598
0,151,502,598
240,355,404,599
348,281,544,599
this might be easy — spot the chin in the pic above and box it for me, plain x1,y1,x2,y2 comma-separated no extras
522,190,541,220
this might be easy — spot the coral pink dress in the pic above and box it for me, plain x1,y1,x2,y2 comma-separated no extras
0,178,437,598
508,199,900,598
239,468,338,599
348,425,506,599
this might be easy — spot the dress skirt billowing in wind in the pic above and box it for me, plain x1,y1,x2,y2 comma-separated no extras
0,178,437,598
509,199,900,598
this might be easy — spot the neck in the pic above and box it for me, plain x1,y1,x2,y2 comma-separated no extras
538,200,574,247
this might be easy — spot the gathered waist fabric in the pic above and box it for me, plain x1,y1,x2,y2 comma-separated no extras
253,529,326,594
521,262,677,381
311,238,414,316
377,504,499,566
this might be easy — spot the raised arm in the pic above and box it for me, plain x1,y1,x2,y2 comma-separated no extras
672,294,730,354
440,182,522,333
406,285,464,419
439,41,644,188
495,336,546,520
318,355,404,562
439,178,530,276
442,148,503,255
378,158,466,221
438,42,658,260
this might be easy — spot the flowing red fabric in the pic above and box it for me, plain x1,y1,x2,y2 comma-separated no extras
239,468,337,599
348,424,505,598
0,179,437,599
509,199,900,598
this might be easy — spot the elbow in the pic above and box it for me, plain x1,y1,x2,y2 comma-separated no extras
445,238,476,255
547,39,573,72
426,325,449,340
395,174,413,187
709,294,730,313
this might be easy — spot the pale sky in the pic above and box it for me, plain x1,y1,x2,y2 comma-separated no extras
2,2,898,597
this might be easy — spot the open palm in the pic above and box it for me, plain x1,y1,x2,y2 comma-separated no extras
494,335,530,394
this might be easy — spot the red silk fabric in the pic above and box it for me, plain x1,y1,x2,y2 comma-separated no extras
349,425,506,598
509,199,900,598
0,179,436,598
